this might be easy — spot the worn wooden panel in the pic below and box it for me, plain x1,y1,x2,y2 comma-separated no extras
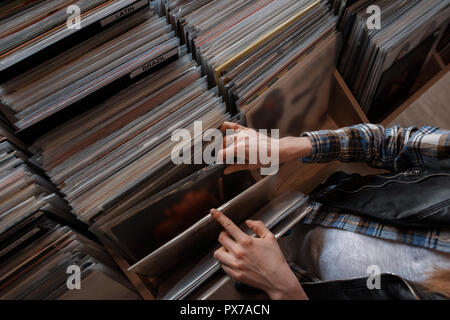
389,72,450,129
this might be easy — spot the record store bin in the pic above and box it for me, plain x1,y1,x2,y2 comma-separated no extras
0,0,448,300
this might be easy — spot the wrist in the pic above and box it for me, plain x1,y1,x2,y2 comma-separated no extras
279,137,312,163
267,279,308,300
265,266,309,300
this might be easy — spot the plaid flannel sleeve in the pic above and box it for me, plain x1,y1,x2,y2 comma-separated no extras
301,124,450,172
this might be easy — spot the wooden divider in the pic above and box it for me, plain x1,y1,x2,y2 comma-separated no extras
97,234,156,299
330,50,448,128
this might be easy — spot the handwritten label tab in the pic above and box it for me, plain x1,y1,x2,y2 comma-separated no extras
100,0,148,27
130,48,178,79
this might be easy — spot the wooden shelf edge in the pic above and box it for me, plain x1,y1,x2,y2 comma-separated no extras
381,63,449,126
331,49,448,128
434,51,446,70
97,235,156,300
329,69,370,127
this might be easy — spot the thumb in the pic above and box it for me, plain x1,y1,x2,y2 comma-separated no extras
246,220,272,239
224,164,260,175
220,121,246,132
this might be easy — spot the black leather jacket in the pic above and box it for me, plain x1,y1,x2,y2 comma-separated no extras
310,167,450,228
300,164,450,300
301,273,446,300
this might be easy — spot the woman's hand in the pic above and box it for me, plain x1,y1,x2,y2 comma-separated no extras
217,122,312,174
210,209,308,300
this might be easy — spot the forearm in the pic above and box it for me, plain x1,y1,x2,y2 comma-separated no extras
299,124,387,165
297,123,449,171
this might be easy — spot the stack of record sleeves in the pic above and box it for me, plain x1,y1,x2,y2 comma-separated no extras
336,0,449,120
0,6,180,140
0,130,75,235
0,214,140,300
0,0,150,79
1,129,140,299
157,0,339,136
31,55,230,225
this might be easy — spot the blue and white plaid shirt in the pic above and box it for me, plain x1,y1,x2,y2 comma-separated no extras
300,124,450,253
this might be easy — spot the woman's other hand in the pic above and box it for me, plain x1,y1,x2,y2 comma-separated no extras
210,208,308,300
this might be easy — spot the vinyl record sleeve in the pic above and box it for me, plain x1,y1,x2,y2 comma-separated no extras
243,32,339,137
129,175,277,277
213,0,321,81
105,164,255,263
159,190,309,300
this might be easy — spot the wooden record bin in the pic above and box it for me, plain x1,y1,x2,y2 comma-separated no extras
267,49,449,203
330,50,449,127
100,49,449,300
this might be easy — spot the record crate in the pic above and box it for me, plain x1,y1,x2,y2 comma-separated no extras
97,48,449,300
273,49,450,206
3,0,448,301
329,50,449,128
